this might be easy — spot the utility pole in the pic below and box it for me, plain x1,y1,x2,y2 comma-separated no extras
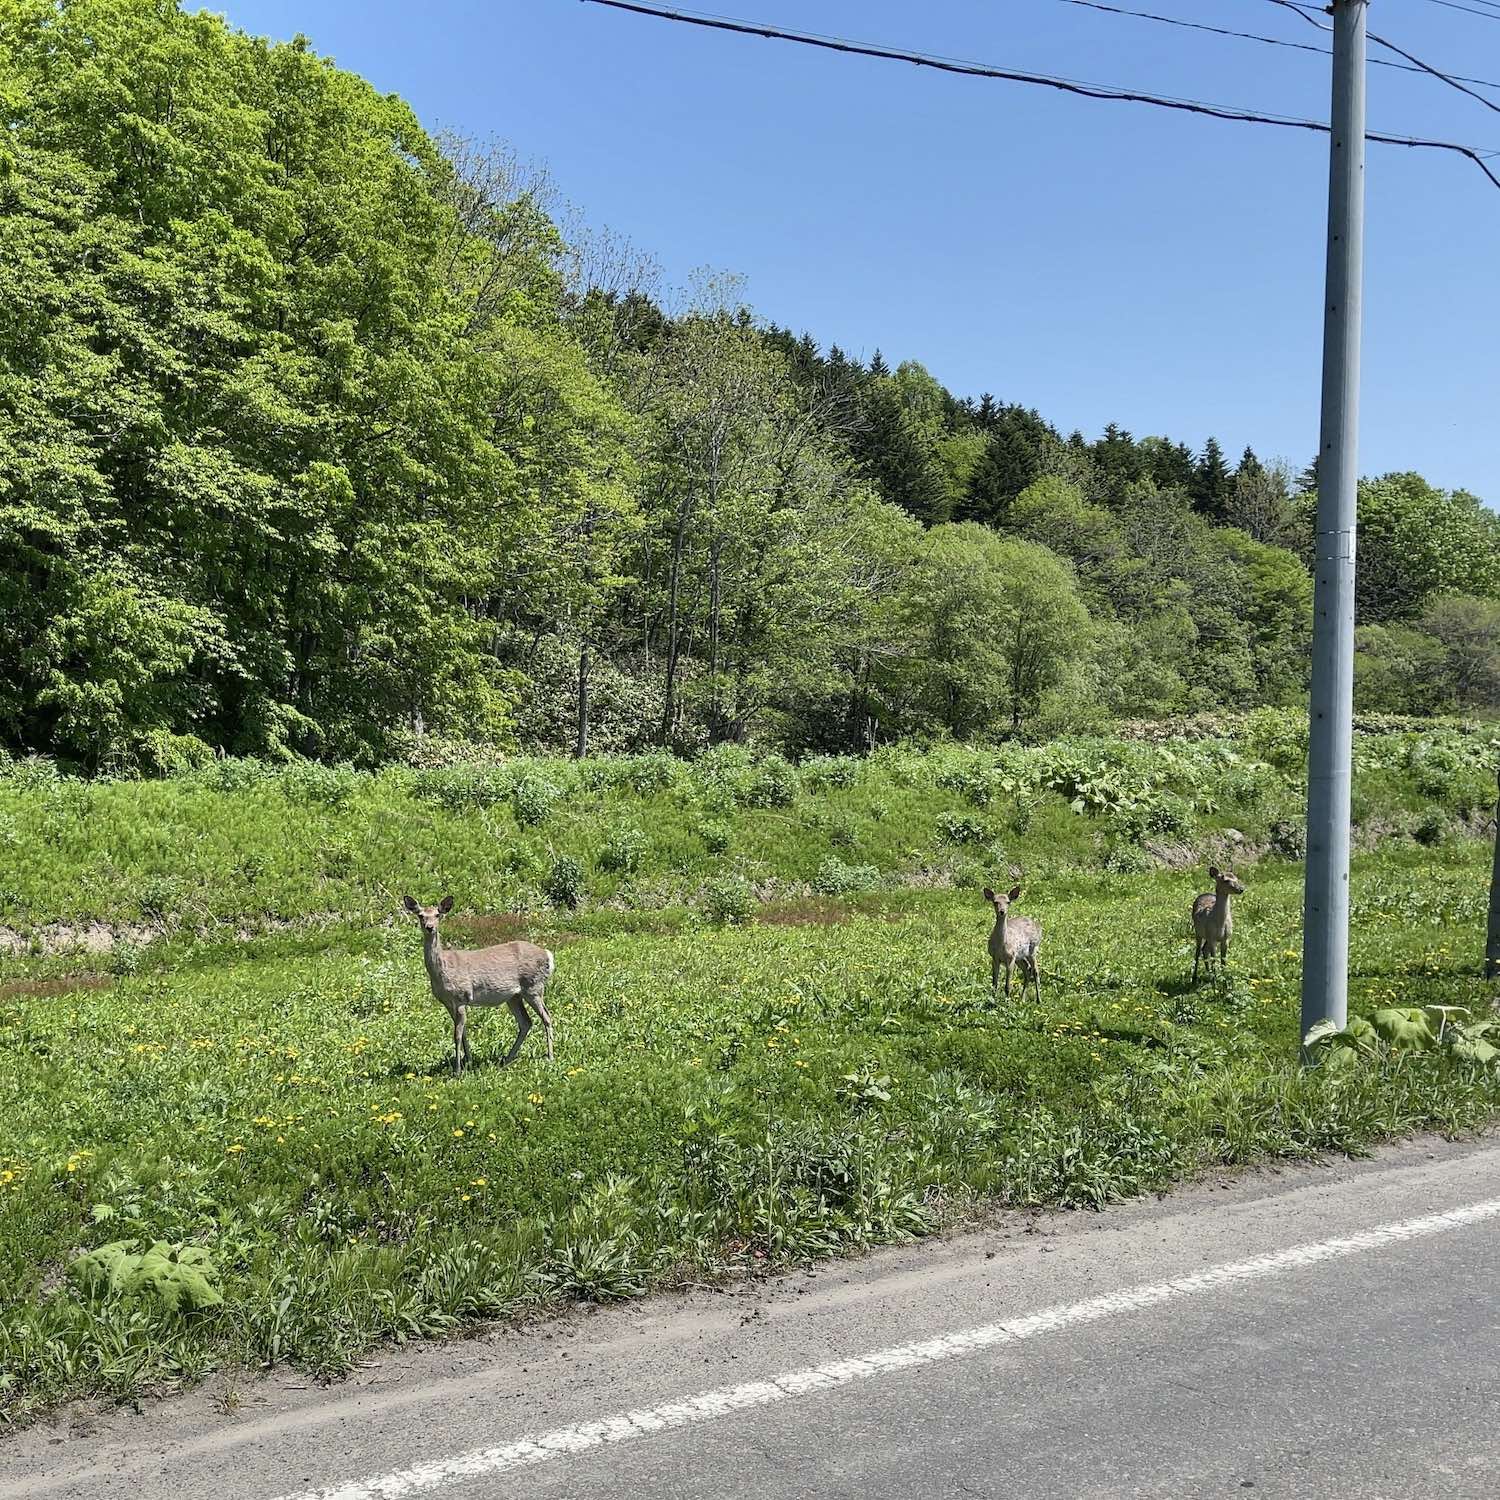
1301,0,1368,1049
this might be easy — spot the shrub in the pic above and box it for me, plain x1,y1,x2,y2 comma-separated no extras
194,756,278,794
1117,792,1194,846
1099,838,1150,875
1240,708,1308,771
412,764,510,811
826,815,858,851
1412,809,1447,847
934,760,999,807
812,857,879,897
621,753,682,795
799,756,859,792
136,732,215,778
278,761,362,809
1268,818,1307,860
938,812,990,846
513,775,562,827
598,828,646,875
543,855,585,909
743,757,798,809
697,819,732,854
702,874,753,924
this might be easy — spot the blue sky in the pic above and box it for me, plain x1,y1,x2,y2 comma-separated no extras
207,0,1500,498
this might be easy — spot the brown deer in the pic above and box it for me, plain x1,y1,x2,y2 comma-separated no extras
983,885,1042,1002
402,896,555,1075
1191,866,1245,984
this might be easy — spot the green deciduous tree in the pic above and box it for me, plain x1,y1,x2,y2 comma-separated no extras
1350,473,1500,623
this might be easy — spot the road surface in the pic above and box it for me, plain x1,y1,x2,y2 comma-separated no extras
5,1136,1498,1500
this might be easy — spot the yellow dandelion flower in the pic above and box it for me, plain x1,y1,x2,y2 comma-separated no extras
226,1144,245,1154
452,1128,464,1138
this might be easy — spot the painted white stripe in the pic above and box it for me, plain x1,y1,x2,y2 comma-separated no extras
270,1195,1500,1500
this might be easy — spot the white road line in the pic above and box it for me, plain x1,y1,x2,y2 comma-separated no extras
271,1195,1500,1500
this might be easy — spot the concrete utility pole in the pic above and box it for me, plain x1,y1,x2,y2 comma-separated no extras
1301,0,1368,1049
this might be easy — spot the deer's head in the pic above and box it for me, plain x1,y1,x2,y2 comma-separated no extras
1208,866,1245,894
402,894,454,936
983,884,1023,916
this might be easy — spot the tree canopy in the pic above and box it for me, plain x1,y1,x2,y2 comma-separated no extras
3,0,1497,769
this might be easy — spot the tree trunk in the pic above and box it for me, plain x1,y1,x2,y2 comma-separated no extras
1486,766,1500,981
707,537,722,741
660,496,691,746
574,640,590,760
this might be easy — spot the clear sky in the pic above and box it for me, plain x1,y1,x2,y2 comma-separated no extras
205,0,1500,498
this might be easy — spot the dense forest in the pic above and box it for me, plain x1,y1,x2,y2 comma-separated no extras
4,0,1499,771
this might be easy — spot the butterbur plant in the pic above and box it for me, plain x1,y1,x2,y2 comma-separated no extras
1303,1006,1500,1069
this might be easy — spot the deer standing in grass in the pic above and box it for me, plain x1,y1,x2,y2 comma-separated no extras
984,885,1042,1002
403,896,555,1076
1191,866,1245,984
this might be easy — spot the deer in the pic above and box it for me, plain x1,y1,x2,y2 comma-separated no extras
1191,865,1245,984
983,884,1042,1003
402,896,555,1076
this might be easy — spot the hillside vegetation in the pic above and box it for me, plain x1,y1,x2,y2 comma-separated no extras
1,713,1495,944
5,0,1500,777
4,724,1500,1420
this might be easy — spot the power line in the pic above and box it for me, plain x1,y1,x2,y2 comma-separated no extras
580,0,1500,189
1262,0,1500,116
1061,0,1332,57
1061,1,1500,94
1423,0,1500,20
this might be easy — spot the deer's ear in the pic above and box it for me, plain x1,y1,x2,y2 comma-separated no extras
402,895,419,913
1208,866,1220,880
1007,884,1022,902
982,887,997,903
438,894,454,914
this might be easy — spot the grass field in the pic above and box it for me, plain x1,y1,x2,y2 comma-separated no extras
3,722,1499,1423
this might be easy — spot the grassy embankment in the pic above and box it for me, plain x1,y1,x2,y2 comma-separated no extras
3,718,1498,1422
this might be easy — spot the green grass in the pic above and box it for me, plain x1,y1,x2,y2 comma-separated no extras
3,728,1499,1423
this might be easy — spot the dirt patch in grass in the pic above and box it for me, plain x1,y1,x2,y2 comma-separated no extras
754,898,860,928
0,974,113,1000
452,912,583,948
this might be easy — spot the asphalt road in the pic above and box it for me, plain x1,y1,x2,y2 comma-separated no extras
5,1136,1499,1500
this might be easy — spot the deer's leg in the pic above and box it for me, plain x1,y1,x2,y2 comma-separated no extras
526,988,555,1061
1192,941,1201,985
1031,959,1042,1005
991,955,1000,993
1004,960,1013,1000
453,1006,467,1079
1219,936,1229,969
499,998,531,1066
